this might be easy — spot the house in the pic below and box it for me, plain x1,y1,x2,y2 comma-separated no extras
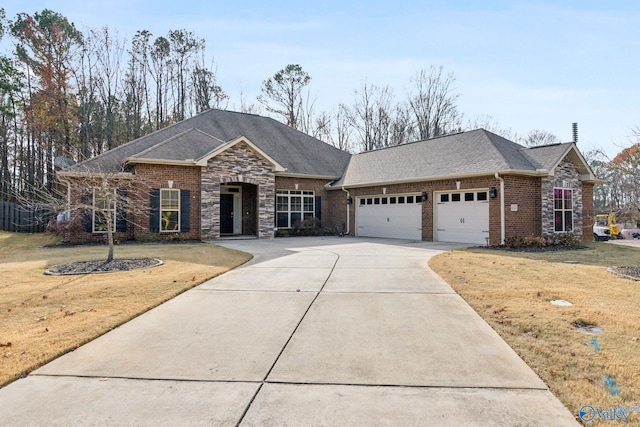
58,109,600,245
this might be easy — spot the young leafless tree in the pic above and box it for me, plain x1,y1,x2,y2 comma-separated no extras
347,82,394,151
465,114,518,141
406,66,462,140
522,129,561,147
21,167,150,264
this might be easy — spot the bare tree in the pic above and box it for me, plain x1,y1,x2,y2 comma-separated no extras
406,66,461,140
296,88,321,136
23,167,150,263
235,86,261,114
123,30,153,141
149,36,170,129
347,82,394,151
388,103,413,146
522,129,561,147
310,110,332,142
258,64,311,129
466,114,518,140
168,29,204,120
191,53,227,113
91,26,125,151
332,103,353,153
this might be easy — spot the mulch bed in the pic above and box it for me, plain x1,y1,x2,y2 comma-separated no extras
44,258,163,276
608,266,640,282
478,245,589,253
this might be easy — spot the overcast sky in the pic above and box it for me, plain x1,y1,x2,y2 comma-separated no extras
2,0,639,157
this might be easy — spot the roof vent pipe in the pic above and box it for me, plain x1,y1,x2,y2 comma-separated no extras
572,122,578,144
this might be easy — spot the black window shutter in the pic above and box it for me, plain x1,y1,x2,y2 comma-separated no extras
116,190,127,233
315,196,322,221
180,190,190,232
81,191,92,232
150,189,160,232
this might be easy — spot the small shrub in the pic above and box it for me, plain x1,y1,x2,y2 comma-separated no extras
275,229,291,237
292,218,324,236
165,232,184,242
554,232,580,246
45,215,91,244
323,226,338,236
521,235,547,248
503,236,522,249
137,231,159,243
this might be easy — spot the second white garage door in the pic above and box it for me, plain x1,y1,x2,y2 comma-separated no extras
356,194,422,240
435,190,490,245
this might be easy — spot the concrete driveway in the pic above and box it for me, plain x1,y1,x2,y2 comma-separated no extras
0,237,578,426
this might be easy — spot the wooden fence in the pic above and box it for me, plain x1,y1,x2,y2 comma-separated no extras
0,201,53,233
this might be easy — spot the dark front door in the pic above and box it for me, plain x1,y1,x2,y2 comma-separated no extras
220,194,234,234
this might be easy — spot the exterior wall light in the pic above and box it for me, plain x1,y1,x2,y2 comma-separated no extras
421,192,428,202
346,197,353,205
489,187,497,198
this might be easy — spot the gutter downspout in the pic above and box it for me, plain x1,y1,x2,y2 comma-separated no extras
341,187,350,236
494,172,505,245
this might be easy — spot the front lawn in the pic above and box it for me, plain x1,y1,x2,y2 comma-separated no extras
429,241,640,424
0,232,251,387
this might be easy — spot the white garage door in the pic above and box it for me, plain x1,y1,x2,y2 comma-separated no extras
435,190,489,245
356,194,422,240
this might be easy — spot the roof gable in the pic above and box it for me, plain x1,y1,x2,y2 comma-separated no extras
195,136,286,171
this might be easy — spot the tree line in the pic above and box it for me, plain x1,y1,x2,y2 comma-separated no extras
587,133,640,223
1,8,637,221
0,9,228,202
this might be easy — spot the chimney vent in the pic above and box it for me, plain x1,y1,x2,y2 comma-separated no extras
572,122,578,144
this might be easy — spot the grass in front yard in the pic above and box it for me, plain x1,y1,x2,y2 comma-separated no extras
0,232,251,387
429,242,640,423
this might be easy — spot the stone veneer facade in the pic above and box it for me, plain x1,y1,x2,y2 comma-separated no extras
540,158,583,238
201,141,276,240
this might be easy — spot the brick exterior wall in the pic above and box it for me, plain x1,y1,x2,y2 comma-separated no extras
62,146,595,245
502,175,542,244
201,141,276,239
133,163,202,240
582,182,595,241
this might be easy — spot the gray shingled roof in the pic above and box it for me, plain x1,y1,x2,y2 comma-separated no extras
63,109,351,177
131,128,226,162
523,142,573,170
330,129,581,188
62,113,595,186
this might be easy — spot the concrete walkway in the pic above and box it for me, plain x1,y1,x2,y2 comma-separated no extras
0,237,578,426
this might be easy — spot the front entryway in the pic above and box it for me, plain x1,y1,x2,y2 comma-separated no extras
220,186,242,235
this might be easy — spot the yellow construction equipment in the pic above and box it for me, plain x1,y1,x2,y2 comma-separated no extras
593,213,620,241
